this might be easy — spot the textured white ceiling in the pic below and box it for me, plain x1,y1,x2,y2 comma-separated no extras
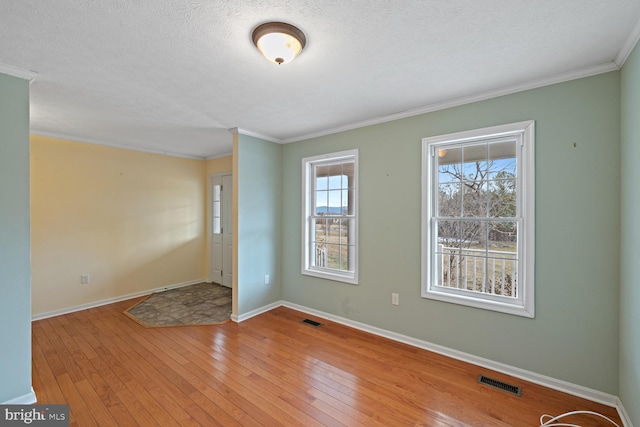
1,0,639,158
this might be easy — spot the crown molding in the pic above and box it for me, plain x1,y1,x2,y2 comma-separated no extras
31,58,624,155
231,127,282,143
205,151,233,160
281,61,619,144
30,130,208,160
0,63,38,83
616,16,640,67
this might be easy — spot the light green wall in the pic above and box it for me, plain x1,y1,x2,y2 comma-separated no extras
0,73,32,402
620,42,640,425
237,134,282,314
281,72,621,394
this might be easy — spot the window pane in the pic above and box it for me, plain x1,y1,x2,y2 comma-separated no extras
313,242,327,268
342,218,354,245
314,218,327,243
487,221,518,249
213,186,221,234
459,220,486,249
458,254,486,292
488,140,517,179
316,167,329,190
458,221,487,294
437,219,460,250
328,190,342,214
325,244,341,270
342,172,350,189
489,178,516,218
462,182,487,217
328,219,341,244
312,218,327,268
438,183,461,217
487,221,518,297
338,219,347,245
328,174,342,190
311,218,354,272
462,144,488,182
341,246,349,270
438,147,462,184
315,190,328,215
343,161,354,189
341,189,349,214
438,244,460,289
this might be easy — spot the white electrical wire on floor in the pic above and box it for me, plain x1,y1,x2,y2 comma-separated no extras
539,410,621,427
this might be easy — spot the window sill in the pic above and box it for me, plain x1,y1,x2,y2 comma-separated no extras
302,268,358,285
422,288,534,318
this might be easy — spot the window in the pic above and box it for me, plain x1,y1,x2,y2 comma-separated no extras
212,184,222,234
302,149,358,284
422,121,535,317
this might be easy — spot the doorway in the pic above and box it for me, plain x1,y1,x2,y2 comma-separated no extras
211,173,232,288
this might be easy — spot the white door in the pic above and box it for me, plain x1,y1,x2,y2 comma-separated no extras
211,174,233,287
221,174,233,288
211,176,223,282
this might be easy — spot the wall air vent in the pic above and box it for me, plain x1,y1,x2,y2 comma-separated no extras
478,375,522,396
302,318,322,327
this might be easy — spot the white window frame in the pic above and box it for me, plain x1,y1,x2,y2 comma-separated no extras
421,121,535,318
302,149,359,284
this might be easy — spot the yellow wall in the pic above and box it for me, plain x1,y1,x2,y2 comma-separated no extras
205,156,233,176
203,156,232,282
31,135,207,315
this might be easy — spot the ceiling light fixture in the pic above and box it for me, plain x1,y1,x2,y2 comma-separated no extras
252,22,306,65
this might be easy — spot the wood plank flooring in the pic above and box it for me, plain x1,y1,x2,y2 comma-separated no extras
32,299,622,426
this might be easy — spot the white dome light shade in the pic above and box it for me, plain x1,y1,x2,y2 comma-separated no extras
252,22,306,65
257,32,302,64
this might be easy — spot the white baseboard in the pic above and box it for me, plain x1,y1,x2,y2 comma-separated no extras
616,397,635,427
2,387,37,405
266,301,631,424
233,300,284,323
31,278,207,321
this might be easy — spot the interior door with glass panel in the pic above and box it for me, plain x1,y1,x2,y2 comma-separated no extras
221,174,232,288
211,174,232,288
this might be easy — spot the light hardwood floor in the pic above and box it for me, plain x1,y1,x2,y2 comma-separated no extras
32,299,622,426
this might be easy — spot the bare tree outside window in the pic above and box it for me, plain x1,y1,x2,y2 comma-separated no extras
422,121,534,318
435,141,518,297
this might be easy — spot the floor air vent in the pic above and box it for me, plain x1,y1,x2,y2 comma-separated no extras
302,318,322,327
478,375,522,396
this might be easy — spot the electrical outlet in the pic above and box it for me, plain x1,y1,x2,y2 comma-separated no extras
264,274,270,285
81,274,90,284
392,293,399,305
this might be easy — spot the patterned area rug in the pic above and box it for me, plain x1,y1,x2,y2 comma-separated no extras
125,282,231,327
